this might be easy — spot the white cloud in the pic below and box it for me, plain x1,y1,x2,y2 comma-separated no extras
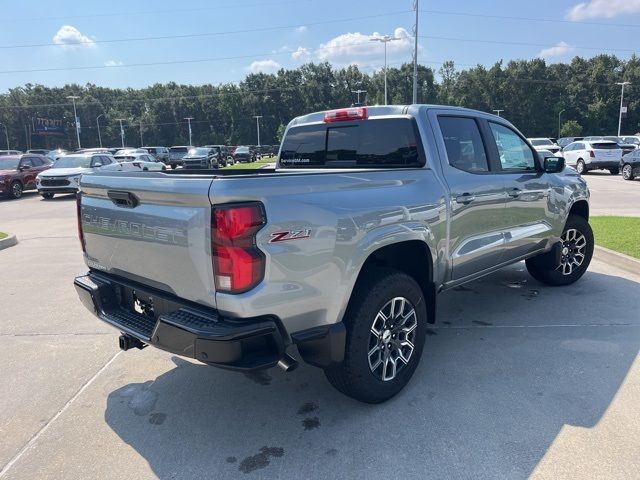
566,0,640,20
295,26,308,33
52,25,96,49
316,27,414,66
104,60,124,67
538,41,575,59
291,46,310,60
247,59,282,74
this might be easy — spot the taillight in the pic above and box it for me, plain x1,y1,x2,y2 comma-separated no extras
589,150,595,158
76,192,86,253
324,106,367,123
211,203,266,294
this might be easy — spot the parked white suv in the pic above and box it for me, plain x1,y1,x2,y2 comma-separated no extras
111,152,167,171
561,140,622,175
528,138,561,154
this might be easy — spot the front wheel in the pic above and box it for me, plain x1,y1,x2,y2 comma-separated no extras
576,159,586,175
9,181,23,199
609,167,620,175
622,163,635,180
324,267,427,403
526,214,594,286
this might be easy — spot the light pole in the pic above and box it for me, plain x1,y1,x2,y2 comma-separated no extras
558,109,565,139
493,109,504,117
253,115,262,147
370,35,400,105
139,119,144,147
412,0,419,104
616,82,631,136
67,95,81,149
351,89,367,105
0,122,9,150
116,118,126,148
184,117,194,146
96,114,105,148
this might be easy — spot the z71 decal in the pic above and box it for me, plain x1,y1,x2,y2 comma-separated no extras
269,229,312,243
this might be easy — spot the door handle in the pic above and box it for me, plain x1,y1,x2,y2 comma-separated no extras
455,193,476,205
507,188,522,198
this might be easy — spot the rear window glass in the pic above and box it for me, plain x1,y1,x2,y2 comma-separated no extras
592,143,619,150
170,147,188,153
279,118,422,168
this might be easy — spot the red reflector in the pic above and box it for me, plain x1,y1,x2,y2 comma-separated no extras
76,193,86,253
324,106,367,123
589,150,595,158
211,203,266,293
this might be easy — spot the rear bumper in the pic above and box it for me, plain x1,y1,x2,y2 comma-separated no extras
586,160,620,168
74,271,286,370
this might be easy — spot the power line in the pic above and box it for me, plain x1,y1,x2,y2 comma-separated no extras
419,8,640,28
0,10,411,49
4,0,314,23
418,34,638,54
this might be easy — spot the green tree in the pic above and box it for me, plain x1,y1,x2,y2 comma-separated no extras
560,120,583,137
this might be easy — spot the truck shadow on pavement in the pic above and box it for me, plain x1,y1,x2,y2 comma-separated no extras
104,264,640,479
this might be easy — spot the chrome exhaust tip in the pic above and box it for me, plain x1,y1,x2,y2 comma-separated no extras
277,353,299,372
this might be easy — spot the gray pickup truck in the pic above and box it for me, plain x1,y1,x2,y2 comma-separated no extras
74,105,593,403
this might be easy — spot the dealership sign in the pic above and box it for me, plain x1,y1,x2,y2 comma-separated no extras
32,117,65,136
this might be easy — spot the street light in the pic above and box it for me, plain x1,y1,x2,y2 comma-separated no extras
493,109,504,117
370,35,400,105
616,82,631,136
184,117,194,146
253,115,263,147
558,109,565,139
0,122,9,150
67,95,81,149
96,114,105,148
351,89,367,105
116,118,126,148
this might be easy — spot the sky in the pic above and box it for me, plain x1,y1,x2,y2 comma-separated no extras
0,0,639,92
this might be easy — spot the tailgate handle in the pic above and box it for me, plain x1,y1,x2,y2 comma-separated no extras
107,190,139,208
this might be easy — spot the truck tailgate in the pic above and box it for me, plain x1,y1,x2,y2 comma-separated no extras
79,172,216,307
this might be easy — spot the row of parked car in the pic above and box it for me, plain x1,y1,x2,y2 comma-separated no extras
0,143,276,200
527,135,640,180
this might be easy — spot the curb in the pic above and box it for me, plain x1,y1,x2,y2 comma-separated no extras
593,245,640,277
0,233,18,251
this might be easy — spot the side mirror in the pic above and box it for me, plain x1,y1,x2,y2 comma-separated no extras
544,156,565,173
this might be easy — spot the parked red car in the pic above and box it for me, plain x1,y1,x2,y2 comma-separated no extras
0,154,52,199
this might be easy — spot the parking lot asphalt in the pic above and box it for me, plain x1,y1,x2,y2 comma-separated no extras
583,171,640,217
1,188,639,480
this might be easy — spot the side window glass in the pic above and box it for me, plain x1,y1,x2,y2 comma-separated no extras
489,123,536,171
21,158,34,167
91,157,103,167
438,116,489,173
31,157,43,166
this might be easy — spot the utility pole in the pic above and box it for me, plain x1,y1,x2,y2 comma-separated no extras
253,115,263,147
558,109,565,139
412,0,419,104
616,82,631,136
351,89,367,104
24,124,29,150
96,114,105,148
67,95,81,149
370,35,400,105
184,117,194,146
493,109,504,117
0,122,9,150
116,118,126,148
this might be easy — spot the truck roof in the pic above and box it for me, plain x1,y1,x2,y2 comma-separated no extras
288,104,498,127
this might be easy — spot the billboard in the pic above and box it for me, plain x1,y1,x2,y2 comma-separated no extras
32,117,65,136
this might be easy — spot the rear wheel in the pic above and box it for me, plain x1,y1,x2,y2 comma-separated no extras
576,159,586,175
622,163,635,180
526,214,593,286
609,167,620,175
324,267,428,403
9,181,23,199
41,192,54,199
